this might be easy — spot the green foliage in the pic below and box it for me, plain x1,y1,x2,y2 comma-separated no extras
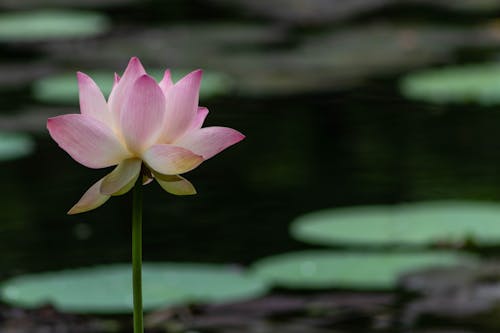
0,10,109,41
0,263,269,313
291,201,500,247
33,70,231,104
0,132,34,161
400,63,500,105
251,250,476,289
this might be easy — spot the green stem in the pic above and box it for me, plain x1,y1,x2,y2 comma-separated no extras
132,177,143,333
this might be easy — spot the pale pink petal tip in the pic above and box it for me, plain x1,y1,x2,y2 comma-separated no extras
125,56,145,75
175,127,245,160
47,114,130,169
177,69,202,87
162,69,172,82
190,107,209,130
108,57,147,121
182,69,202,86
159,69,173,92
76,71,88,80
190,69,203,78
67,179,110,215
162,69,203,142
76,71,111,124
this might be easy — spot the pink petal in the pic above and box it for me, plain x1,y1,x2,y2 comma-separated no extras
108,57,146,124
162,69,202,142
107,73,120,112
77,72,111,125
67,178,110,215
143,144,203,175
153,172,196,195
120,74,166,153
189,107,209,130
47,114,130,169
159,69,173,95
175,126,245,160
100,158,141,195
113,73,120,87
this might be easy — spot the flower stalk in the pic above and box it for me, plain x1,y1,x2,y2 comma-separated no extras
132,175,143,333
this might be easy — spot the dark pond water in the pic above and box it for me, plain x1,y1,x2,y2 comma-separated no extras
1,0,500,332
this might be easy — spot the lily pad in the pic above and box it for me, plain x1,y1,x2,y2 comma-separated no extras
0,132,35,161
400,63,500,105
291,201,500,247
0,10,110,42
0,263,268,313
251,250,475,290
0,0,135,9
33,70,231,104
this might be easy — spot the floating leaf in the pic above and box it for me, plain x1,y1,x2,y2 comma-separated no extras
251,250,475,290
0,10,110,42
291,201,500,247
0,0,135,10
0,263,269,313
33,70,231,104
0,132,35,161
400,63,500,105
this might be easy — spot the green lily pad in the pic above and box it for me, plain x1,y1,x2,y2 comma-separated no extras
0,132,35,161
1,0,135,10
291,201,500,247
33,70,231,104
251,250,475,290
0,10,110,42
400,63,500,105
0,263,268,313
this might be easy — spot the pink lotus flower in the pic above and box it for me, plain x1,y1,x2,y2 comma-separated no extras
47,57,244,214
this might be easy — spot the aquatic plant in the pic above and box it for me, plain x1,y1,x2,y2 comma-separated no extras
46,57,244,332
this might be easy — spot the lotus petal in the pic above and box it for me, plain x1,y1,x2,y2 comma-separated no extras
162,70,202,142
159,69,173,95
47,114,130,169
189,107,209,131
154,172,197,195
120,75,166,154
77,72,111,125
68,178,110,215
175,126,245,159
100,158,142,195
143,144,203,175
108,57,146,124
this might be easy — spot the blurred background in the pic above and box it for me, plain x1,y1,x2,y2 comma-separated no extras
2,0,500,332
